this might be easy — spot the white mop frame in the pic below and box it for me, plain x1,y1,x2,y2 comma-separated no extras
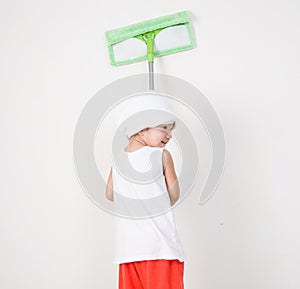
106,11,195,66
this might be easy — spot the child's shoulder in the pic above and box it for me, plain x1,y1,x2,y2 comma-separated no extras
162,148,174,168
162,148,173,158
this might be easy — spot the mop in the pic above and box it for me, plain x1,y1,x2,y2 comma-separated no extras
104,11,195,206
105,11,194,90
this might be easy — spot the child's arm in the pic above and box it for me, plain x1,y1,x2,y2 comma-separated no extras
162,149,180,206
105,167,114,201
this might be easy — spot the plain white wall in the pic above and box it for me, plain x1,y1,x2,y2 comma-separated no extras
1,0,299,288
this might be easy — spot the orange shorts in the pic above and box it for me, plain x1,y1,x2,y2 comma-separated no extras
119,259,184,289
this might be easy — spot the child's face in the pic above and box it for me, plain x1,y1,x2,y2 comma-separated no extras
142,122,175,147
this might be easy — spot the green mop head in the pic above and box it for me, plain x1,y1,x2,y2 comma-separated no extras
105,11,194,66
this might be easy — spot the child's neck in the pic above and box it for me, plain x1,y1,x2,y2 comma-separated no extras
125,137,148,152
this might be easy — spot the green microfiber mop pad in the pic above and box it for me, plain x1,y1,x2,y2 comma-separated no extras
105,11,194,66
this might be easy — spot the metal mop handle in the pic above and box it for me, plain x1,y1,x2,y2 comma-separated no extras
136,29,162,90
148,62,154,90
146,32,156,90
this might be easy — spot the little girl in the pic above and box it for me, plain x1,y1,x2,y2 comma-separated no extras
105,101,185,289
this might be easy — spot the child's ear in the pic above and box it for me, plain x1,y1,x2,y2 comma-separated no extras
138,128,149,136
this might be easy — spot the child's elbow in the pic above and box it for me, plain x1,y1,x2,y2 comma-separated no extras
105,188,114,201
106,193,114,202
169,187,180,206
170,194,179,206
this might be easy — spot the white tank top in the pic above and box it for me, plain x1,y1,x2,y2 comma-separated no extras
112,146,185,264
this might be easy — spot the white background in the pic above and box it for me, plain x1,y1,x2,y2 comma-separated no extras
1,0,300,288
